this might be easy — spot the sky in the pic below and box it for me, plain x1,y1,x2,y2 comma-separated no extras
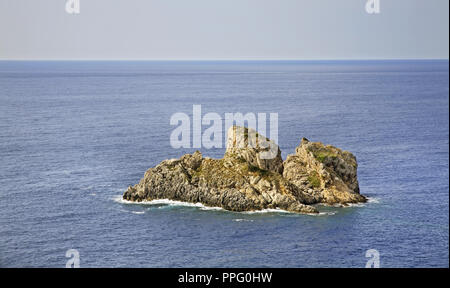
0,0,448,60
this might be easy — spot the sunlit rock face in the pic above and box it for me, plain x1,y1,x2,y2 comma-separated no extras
283,138,366,205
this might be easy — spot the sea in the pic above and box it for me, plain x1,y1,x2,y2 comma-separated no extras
0,60,448,267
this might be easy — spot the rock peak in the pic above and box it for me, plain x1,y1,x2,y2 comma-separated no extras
225,126,283,174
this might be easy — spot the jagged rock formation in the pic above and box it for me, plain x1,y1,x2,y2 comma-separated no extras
283,138,366,205
123,126,366,214
225,125,284,174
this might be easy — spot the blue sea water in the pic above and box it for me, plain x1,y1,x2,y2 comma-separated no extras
0,60,448,268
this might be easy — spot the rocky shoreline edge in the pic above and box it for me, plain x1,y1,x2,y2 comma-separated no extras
123,126,367,214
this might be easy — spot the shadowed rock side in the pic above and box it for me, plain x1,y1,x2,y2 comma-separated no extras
123,126,366,214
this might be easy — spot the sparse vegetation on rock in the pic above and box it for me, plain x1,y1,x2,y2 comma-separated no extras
123,126,366,214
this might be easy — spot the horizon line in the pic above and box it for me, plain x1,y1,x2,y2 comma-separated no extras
0,57,448,62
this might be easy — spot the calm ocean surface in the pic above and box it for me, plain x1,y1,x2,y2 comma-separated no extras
0,60,448,267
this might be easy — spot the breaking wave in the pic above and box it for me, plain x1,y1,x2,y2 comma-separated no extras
113,196,224,211
112,195,378,215
113,196,295,214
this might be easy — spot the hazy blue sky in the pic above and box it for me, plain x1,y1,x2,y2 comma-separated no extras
0,0,448,60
